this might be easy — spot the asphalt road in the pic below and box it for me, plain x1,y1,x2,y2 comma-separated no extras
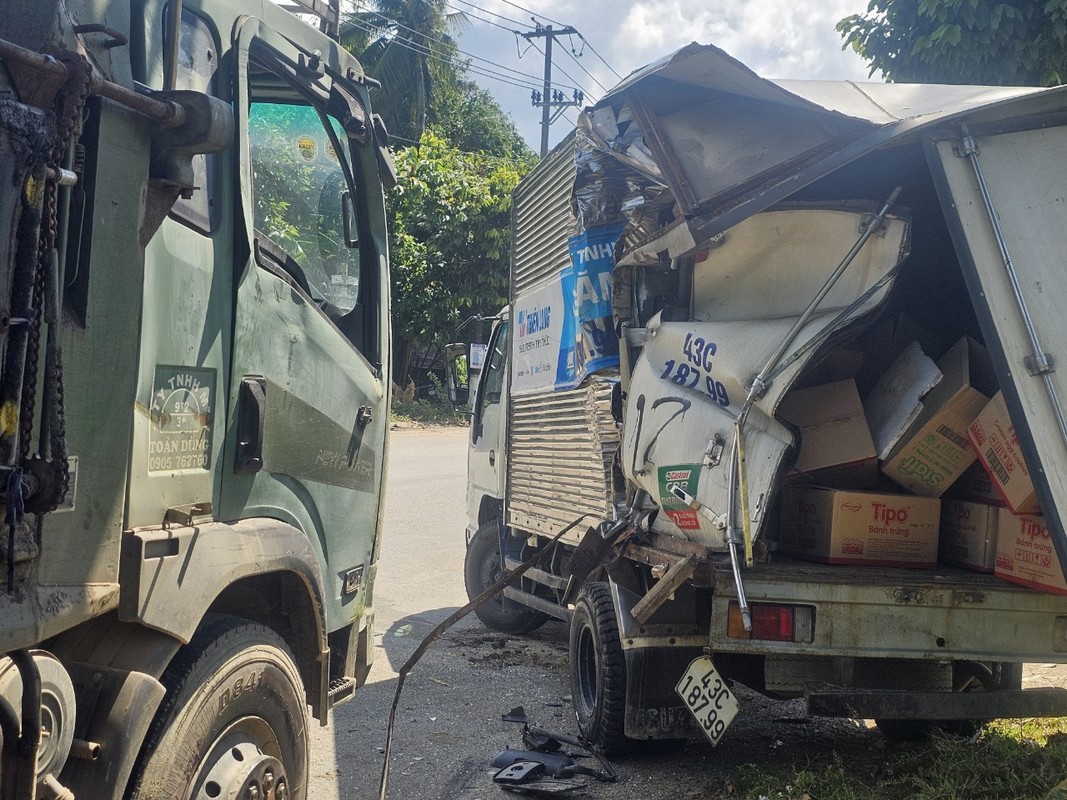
308,426,1067,800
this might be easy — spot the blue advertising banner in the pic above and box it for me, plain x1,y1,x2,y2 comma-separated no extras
565,223,623,386
512,224,622,395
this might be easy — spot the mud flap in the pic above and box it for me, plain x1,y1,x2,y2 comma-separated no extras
623,645,704,740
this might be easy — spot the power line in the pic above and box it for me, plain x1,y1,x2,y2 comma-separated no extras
446,0,618,87
576,32,621,79
524,37,596,104
440,0,518,35
448,0,530,30
346,9,565,90
558,34,609,93
345,17,553,92
345,16,537,90
493,0,568,28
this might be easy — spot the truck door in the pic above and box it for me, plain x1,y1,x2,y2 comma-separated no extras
221,19,390,625
930,123,1067,566
468,319,509,528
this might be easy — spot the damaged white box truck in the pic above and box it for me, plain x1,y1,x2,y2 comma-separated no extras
451,43,1067,751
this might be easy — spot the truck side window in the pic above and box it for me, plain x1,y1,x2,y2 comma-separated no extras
480,322,509,407
169,10,220,233
471,321,508,443
248,101,361,315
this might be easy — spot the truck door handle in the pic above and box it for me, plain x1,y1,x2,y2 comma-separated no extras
489,449,495,466
357,406,373,428
235,376,266,474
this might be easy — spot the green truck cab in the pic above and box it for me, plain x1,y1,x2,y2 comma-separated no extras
0,1,393,797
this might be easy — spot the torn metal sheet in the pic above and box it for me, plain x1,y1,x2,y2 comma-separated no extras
583,42,1063,262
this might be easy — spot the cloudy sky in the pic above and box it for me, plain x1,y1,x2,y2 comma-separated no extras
445,0,878,151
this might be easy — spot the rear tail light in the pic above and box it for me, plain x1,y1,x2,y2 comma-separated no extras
727,602,814,642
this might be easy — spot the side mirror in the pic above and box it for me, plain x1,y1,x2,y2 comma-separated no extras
444,343,470,406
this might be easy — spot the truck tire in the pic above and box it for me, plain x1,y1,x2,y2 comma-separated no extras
126,615,309,800
939,660,1022,738
465,521,549,635
570,582,629,755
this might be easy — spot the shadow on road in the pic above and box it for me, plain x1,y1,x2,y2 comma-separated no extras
314,609,573,800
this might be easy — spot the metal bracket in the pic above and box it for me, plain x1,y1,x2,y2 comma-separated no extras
859,214,889,237
953,134,979,158
1025,352,1055,376
702,433,725,468
163,501,212,527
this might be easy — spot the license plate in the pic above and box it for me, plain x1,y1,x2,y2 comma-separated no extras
675,656,739,746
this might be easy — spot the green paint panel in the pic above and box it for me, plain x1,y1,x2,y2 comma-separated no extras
657,464,703,532
262,380,377,493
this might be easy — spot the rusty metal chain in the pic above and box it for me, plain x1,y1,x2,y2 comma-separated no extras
21,50,91,507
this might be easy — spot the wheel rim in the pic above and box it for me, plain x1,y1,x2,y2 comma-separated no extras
479,545,520,614
575,620,598,719
191,718,292,800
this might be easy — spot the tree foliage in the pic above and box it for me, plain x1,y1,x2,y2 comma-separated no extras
341,2,538,385
429,77,533,159
387,132,527,376
838,0,1067,85
341,0,464,143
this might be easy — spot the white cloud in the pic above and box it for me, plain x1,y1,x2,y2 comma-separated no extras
453,0,874,150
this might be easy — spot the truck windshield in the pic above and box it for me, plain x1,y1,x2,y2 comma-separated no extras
248,101,360,313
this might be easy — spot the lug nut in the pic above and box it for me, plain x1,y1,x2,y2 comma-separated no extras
276,780,288,800
262,771,275,790
246,785,260,800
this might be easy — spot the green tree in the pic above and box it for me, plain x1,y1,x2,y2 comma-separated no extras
429,77,533,159
838,0,1067,85
387,131,528,383
341,2,538,387
341,0,464,142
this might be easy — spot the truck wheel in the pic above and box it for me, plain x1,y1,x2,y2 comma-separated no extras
570,582,629,754
939,660,1021,738
127,616,309,800
465,521,549,635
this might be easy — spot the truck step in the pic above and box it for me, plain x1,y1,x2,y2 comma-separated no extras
327,676,358,705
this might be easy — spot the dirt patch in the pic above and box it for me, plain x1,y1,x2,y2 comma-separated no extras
447,628,570,669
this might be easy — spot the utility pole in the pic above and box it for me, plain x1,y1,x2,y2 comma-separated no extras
522,22,583,157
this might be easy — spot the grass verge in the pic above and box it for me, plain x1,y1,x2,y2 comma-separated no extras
390,397,470,427
720,719,1067,800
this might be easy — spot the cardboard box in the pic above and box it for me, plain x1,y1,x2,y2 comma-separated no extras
881,337,996,497
939,499,999,572
946,461,1005,507
792,348,866,390
779,486,941,568
994,511,1067,595
854,314,941,397
968,391,1040,514
864,340,942,461
777,379,878,488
